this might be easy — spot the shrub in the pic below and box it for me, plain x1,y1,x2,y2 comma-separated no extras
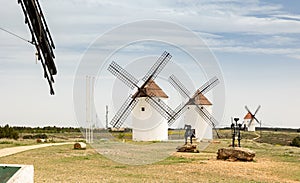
118,133,125,139
23,135,33,139
290,136,300,147
33,134,48,139
23,134,48,139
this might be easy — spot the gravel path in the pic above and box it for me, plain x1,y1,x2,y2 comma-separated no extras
0,142,73,157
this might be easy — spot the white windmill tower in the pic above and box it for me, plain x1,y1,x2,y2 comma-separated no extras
132,80,169,141
244,105,261,132
184,91,213,140
168,75,221,141
107,51,175,141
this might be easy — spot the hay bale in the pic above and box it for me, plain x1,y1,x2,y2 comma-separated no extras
74,142,86,150
217,147,255,161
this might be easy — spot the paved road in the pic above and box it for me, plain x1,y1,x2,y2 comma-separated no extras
0,142,73,158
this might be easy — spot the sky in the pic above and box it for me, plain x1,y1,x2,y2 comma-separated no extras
1,0,300,129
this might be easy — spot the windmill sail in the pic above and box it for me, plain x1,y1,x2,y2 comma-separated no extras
107,51,174,128
18,0,57,95
168,74,221,138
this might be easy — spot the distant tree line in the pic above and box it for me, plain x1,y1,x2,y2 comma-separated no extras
0,125,81,139
12,126,81,133
0,125,19,140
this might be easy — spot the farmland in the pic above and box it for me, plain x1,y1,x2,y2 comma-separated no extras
0,129,299,182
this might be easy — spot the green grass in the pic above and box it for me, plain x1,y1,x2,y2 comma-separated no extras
0,140,299,182
0,131,299,182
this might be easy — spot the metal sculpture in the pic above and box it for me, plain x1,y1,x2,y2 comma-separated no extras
18,0,57,95
168,74,221,138
107,51,175,128
231,117,245,147
184,124,195,144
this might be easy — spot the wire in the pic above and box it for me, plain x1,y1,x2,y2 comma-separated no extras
0,27,34,45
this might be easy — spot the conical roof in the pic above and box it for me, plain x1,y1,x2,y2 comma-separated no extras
244,112,253,119
132,80,168,98
189,90,212,105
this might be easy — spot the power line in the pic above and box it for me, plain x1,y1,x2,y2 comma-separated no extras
0,27,33,45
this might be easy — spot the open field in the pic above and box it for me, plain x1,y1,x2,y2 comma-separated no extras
0,130,299,182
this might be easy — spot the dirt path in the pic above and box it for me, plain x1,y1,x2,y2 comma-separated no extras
0,142,73,157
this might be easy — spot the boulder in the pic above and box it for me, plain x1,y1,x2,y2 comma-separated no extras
217,147,255,161
176,144,199,153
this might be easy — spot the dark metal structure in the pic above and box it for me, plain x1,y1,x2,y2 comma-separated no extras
18,0,57,95
107,51,175,128
184,124,195,144
168,74,221,138
231,117,245,147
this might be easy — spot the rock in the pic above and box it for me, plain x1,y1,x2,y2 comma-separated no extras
176,144,199,153
217,147,255,161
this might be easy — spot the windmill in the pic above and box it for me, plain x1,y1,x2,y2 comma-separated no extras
18,0,57,95
168,75,221,140
244,105,261,131
107,51,175,141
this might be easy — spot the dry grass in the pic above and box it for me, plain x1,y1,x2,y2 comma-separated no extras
0,138,299,182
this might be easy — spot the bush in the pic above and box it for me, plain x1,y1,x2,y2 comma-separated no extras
290,136,300,147
33,134,48,139
23,135,33,139
23,134,48,139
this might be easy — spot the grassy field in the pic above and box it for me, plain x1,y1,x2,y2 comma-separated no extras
0,130,299,182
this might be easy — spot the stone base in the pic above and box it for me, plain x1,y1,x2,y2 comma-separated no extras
217,147,255,161
176,144,199,153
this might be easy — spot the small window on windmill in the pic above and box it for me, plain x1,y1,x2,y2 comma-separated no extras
141,107,145,112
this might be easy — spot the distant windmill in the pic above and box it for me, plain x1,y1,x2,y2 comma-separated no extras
107,51,175,141
244,105,261,131
168,75,221,139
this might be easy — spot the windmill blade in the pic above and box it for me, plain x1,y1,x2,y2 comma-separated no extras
110,95,139,128
244,105,253,115
194,105,221,138
142,51,172,82
168,103,189,126
18,0,57,94
35,0,55,49
254,105,261,116
145,95,175,123
169,75,191,99
253,116,261,124
108,61,139,90
197,76,219,95
248,118,254,126
19,0,56,72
